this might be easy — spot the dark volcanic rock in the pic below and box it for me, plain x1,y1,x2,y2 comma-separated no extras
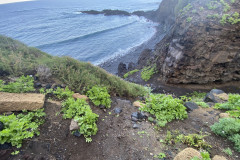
81,9,131,16
133,123,140,129
114,108,122,114
128,62,136,71
0,143,11,150
137,0,240,84
118,62,127,77
0,122,4,131
185,102,199,112
204,89,227,103
73,130,81,137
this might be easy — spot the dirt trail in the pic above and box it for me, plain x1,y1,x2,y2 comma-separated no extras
4,97,240,160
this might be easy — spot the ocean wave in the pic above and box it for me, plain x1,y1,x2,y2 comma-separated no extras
36,21,137,48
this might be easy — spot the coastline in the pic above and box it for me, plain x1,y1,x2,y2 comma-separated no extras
99,24,165,75
0,0,33,4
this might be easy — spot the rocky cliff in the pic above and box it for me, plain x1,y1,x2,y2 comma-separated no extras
138,0,240,84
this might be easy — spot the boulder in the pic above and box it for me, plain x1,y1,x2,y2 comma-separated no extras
174,148,201,160
219,113,230,119
185,102,199,112
69,119,79,131
204,89,228,103
72,93,89,101
0,92,45,113
117,62,127,77
114,108,122,114
212,155,227,160
133,101,145,108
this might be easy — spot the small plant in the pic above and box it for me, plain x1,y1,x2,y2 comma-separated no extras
164,131,211,150
0,75,35,93
199,7,204,11
207,14,220,19
223,147,233,156
87,86,111,108
36,65,52,81
140,94,188,127
141,65,157,81
191,151,211,160
123,69,139,79
11,151,20,155
154,152,166,159
187,17,193,22
211,118,240,152
53,87,74,100
0,109,45,148
192,9,197,14
214,94,240,110
220,0,231,12
206,1,218,10
196,102,209,108
61,98,99,142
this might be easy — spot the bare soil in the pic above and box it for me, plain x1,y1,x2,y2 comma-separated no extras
2,96,240,160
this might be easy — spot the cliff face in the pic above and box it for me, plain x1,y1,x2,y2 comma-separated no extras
139,0,240,84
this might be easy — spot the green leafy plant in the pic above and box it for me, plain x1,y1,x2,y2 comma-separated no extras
87,86,111,108
0,109,45,148
123,69,139,79
61,98,99,142
186,17,193,22
164,131,211,150
223,147,233,156
11,151,20,155
196,102,209,108
154,152,166,159
140,94,188,127
0,75,35,93
220,0,231,12
211,118,240,152
214,94,240,110
141,65,157,81
191,151,211,160
53,86,74,100
199,7,204,11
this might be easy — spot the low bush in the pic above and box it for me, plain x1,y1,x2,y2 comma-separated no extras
0,109,45,148
164,130,211,150
140,94,188,127
141,65,157,81
123,69,139,79
62,98,98,142
0,75,35,93
211,118,240,152
87,86,111,108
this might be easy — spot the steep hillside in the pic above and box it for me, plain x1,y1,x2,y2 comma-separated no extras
138,0,240,84
0,35,146,97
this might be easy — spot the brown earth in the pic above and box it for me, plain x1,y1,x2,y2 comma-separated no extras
2,96,240,160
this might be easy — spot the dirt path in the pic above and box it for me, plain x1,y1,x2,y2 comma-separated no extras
4,97,240,160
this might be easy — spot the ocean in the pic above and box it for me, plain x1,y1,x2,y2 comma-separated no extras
0,0,162,65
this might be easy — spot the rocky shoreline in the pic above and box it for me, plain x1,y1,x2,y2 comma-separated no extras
98,21,165,75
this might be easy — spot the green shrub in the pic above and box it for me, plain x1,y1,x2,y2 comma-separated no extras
199,7,204,11
164,131,211,150
220,0,231,12
223,147,233,156
207,14,220,19
140,94,188,127
187,17,193,22
141,65,157,81
211,118,240,152
87,86,111,108
0,75,35,93
220,14,230,25
61,98,98,142
214,94,240,110
53,87,74,100
123,69,139,79
0,109,45,148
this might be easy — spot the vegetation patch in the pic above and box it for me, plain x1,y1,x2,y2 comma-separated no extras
62,98,99,143
211,118,240,152
140,94,188,127
0,109,45,148
141,65,157,82
164,130,212,150
0,75,35,93
87,86,112,108
123,69,139,79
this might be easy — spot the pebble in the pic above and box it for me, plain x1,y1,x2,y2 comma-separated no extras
73,130,81,137
114,108,122,114
45,84,52,89
133,124,140,129
0,121,4,131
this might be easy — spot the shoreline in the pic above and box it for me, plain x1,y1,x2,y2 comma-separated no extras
99,24,165,75
0,0,34,4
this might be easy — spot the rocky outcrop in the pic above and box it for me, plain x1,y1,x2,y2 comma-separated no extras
138,0,240,84
0,92,45,113
81,9,131,16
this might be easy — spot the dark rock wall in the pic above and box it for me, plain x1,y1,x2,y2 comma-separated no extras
138,0,240,84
